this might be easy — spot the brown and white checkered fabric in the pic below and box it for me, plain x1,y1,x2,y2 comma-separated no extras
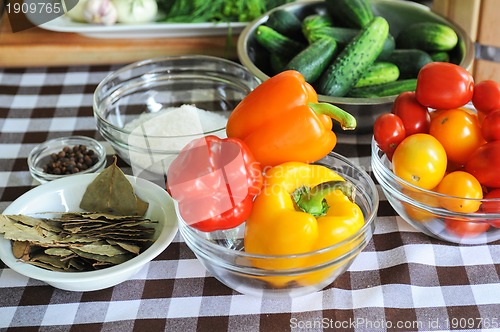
0,65,499,331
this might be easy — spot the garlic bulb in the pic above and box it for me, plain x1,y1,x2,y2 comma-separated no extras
83,0,118,25
63,0,89,22
112,0,158,24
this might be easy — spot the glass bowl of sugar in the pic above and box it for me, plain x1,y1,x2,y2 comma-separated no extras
93,55,261,181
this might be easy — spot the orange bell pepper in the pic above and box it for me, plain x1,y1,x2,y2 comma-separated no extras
226,70,356,167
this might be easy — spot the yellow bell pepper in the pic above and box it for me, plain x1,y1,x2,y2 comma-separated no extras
244,162,365,287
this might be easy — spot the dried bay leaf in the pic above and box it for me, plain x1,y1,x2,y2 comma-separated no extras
67,258,87,271
70,248,134,265
79,157,149,216
74,213,135,221
56,235,100,243
44,248,74,257
0,216,60,244
106,240,141,254
12,241,31,260
7,215,61,233
26,260,69,272
29,253,72,271
71,242,129,257
136,198,149,217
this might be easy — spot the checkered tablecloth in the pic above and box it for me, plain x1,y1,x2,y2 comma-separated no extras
0,65,499,332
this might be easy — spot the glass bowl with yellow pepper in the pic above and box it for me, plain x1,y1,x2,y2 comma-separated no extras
176,151,379,298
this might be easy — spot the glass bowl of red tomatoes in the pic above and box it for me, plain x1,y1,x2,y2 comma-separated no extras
371,63,500,244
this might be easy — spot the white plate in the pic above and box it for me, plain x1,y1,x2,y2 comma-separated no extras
36,15,246,38
0,173,178,291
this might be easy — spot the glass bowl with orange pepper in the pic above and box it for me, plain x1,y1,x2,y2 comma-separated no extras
175,151,379,298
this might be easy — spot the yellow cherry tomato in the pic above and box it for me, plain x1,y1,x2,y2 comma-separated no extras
435,171,483,213
392,133,447,190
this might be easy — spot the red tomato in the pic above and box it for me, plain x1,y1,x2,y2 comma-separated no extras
429,108,485,165
445,218,490,238
373,113,406,160
481,108,500,142
391,91,430,135
472,80,500,114
465,140,500,188
415,62,474,109
482,189,500,228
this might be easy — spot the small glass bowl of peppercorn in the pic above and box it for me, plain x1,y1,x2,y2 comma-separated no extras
28,136,107,183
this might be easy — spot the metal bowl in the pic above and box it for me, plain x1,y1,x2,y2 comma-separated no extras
237,0,475,133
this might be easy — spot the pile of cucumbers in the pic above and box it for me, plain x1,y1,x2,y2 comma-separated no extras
254,0,459,98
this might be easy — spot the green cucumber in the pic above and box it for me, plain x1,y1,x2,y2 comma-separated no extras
302,14,334,41
396,22,459,51
270,53,290,75
266,9,302,38
384,49,433,79
430,51,450,62
306,26,358,44
316,16,389,97
325,0,374,28
254,25,305,57
285,37,338,84
378,34,395,60
302,14,334,29
307,26,396,58
347,79,417,98
354,62,400,88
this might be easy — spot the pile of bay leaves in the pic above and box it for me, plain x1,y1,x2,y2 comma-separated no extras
0,159,159,272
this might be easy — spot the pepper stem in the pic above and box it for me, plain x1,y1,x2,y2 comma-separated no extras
292,180,356,217
308,102,357,130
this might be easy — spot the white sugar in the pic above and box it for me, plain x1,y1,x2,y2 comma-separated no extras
125,104,227,137
123,104,228,175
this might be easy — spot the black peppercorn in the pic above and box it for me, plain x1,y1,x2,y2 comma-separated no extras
42,144,99,175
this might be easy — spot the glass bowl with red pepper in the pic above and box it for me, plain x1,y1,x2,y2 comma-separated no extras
174,150,379,298
93,55,261,181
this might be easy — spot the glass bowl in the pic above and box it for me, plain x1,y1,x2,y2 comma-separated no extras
371,137,500,245
237,0,474,133
177,151,379,298
27,135,107,184
93,55,261,180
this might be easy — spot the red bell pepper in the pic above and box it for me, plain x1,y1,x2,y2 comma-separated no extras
166,135,263,232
